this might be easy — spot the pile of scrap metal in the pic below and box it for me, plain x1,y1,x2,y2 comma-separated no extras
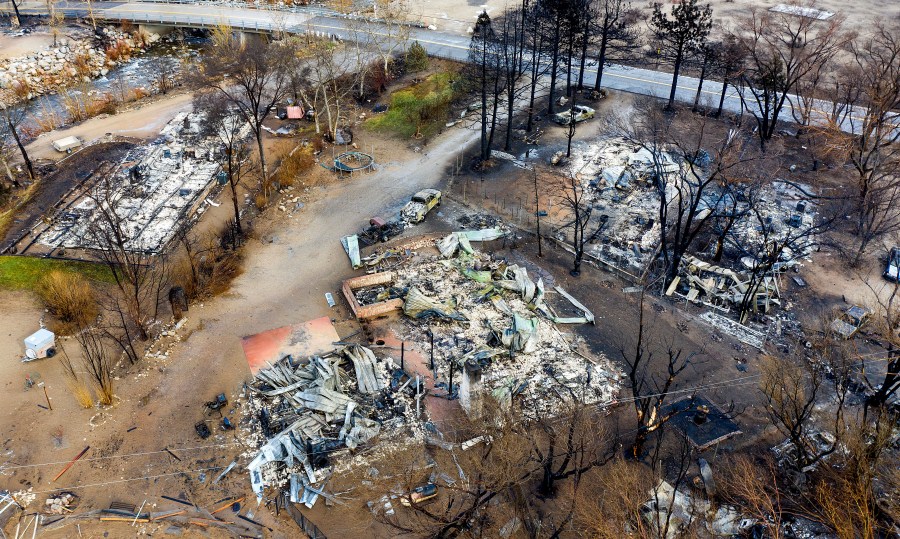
643,480,755,539
356,218,406,247
389,235,619,414
667,255,780,315
245,344,412,506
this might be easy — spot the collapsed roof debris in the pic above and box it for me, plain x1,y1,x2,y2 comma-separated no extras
39,111,249,253
243,345,420,505
669,255,781,316
562,137,670,276
386,236,621,415
644,480,754,539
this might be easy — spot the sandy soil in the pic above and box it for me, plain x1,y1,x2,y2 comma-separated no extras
701,0,900,34
0,32,58,61
24,92,195,161
408,0,508,33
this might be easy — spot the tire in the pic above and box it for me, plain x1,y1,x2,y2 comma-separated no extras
46,347,56,358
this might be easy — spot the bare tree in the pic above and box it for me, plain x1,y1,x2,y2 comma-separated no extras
0,103,35,182
292,35,356,142
467,11,501,162
572,457,655,537
810,410,899,539
733,2,846,149
760,354,841,472
85,176,169,351
147,56,176,95
373,405,533,538
552,171,603,276
62,327,114,405
725,186,829,324
719,455,786,539
367,0,412,76
45,0,64,47
0,127,22,189
621,290,697,459
195,93,253,235
537,0,582,115
858,276,900,415
199,34,288,192
714,34,747,118
518,397,614,496
690,41,719,113
612,100,763,289
814,23,900,265
590,0,641,91
496,6,529,152
524,1,551,132
649,0,712,111
6,0,21,27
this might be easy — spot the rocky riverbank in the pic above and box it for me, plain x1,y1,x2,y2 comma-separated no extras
0,26,165,105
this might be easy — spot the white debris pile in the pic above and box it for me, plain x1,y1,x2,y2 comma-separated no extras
40,111,249,253
241,345,422,506
644,480,753,538
391,238,622,415
562,137,672,274
721,180,818,265
44,493,76,515
668,181,818,319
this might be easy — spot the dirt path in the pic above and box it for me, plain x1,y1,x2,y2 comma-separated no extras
24,92,194,161
0,33,58,60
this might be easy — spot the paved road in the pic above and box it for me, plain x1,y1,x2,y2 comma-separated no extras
4,0,859,130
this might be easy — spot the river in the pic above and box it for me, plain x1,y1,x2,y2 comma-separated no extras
20,32,208,140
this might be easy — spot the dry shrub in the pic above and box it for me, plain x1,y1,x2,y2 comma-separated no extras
72,52,93,78
67,380,95,408
61,88,116,123
57,342,95,408
131,87,150,101
34,97,64,132
205,250,243,296
274,144,315,187
105,39,132,63
254,191,269,210
39,271,98,333
172,229,245,300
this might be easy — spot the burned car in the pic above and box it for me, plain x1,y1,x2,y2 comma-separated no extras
401,189,442,224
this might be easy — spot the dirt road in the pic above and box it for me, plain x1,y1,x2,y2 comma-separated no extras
24,92,194,161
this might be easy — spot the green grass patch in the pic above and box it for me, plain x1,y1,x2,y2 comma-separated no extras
367,71,461,139
0,256,114,291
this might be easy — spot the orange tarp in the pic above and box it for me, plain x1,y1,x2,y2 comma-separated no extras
240,317,340,374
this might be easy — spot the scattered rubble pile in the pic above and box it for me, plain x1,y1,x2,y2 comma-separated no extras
713,180,817,265
669,181,817,318
564,137,670,274
40,111,248,253
44,493,77,515
670,255,781,316
242,345,421,507
0,26,166,104
645,480,754,538
390,231,621,414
